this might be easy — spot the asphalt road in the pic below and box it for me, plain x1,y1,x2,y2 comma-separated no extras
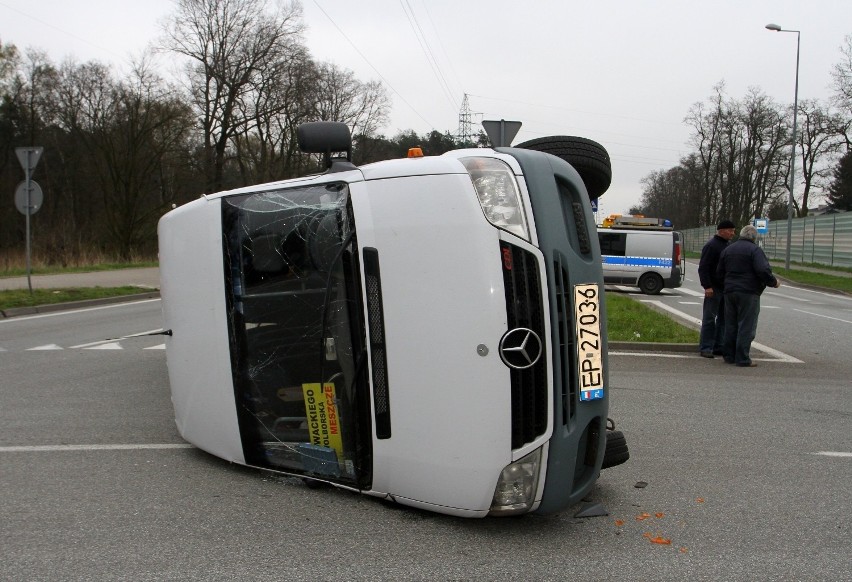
1,291,850,580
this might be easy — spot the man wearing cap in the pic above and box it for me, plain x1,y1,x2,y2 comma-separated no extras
697,220,736,358
716,225,780,367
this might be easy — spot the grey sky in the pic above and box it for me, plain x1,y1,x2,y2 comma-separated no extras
2,0,850,219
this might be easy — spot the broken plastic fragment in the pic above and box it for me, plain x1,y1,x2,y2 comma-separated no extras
574,502,609,518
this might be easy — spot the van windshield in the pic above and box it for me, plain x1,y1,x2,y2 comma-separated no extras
221,183,371,487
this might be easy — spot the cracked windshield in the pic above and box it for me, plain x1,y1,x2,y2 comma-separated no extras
221,183,371,487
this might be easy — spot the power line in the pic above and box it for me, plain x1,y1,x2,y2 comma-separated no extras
419,0,465,99
311,0,435,129
398,0,458,112
469,93,686,128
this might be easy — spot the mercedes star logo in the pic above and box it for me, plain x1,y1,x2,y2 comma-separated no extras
498,328,543,369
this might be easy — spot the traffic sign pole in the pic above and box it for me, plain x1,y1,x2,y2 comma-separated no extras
15,147,44,294
25,156,32,293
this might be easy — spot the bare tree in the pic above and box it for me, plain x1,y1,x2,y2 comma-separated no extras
682,84,787,227
311,62,389,139
830,34,852,150
794,99,846,215
161,0,304,193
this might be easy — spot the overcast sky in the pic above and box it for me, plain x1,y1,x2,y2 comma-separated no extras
2,0,851,218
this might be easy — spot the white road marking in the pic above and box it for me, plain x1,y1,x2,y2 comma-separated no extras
773,287,852,302
0,443,193,453
145,344,166,350
764,290,812,302
812,452,852,458
85,342,123,350
793,309,852,324
679,301,701,306
27,344,63,350
676,287,704,297
0,299,161,324
640,300,804,363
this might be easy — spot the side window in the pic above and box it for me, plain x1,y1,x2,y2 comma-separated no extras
598,233,626,256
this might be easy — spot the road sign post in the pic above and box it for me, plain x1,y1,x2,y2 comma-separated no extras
15,147,44,294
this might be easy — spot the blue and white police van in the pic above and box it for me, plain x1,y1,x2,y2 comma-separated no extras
597,216,685,295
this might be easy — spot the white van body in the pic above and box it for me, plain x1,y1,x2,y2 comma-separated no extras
597,227,685,294
159,128,619,518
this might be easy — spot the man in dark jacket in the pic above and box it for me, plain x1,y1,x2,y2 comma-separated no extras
697,219,736,358
716,225,780,367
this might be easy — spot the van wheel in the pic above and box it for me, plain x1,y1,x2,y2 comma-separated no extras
602,430,629,469
514,136,611,200
638,273,664,295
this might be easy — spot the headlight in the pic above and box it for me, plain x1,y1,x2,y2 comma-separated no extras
461,157,530,241
489,447,542,515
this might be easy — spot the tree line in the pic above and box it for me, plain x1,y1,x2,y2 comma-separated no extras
0,0,475,265
6,0,850,264
632,35,852,229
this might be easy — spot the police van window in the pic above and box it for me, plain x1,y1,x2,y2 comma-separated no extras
598,233,626,256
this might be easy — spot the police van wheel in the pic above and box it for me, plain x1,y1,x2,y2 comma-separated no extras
638,273,664,295
514,136,612,200
602,430,629,469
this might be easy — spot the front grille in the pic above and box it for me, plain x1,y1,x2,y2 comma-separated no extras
500,242,547,449
554,256,576,424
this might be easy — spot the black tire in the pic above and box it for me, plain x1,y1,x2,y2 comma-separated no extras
638,273,664,295
601,430,629,469
514,136,612,200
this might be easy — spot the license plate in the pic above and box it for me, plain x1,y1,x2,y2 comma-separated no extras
574,283,604,401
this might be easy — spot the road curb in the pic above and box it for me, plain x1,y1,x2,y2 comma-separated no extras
772,274,851,296
609,341,698,353
0,291,160,319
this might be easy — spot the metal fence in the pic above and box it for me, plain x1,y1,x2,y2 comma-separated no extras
681,212,852,268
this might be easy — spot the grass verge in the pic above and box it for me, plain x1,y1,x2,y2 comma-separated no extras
0,287,151,311
0,262,158,278
606,293,699,343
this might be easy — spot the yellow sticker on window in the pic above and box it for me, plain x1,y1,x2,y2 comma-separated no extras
302,383,344,459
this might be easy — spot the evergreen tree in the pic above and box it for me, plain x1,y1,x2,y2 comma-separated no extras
827,150,852,211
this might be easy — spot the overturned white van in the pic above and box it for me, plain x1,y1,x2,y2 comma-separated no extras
158,123,628,518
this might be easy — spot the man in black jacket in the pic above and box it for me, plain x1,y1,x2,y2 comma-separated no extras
716,225,780,367
697,219,736,358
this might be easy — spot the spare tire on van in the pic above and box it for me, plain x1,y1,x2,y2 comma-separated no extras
515,136,611,200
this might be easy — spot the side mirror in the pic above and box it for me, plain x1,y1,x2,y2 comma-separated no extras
297,122,353,170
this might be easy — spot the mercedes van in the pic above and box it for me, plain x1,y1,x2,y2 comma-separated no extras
158,123,628,518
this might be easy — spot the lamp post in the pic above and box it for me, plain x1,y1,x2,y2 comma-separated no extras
765,23,800,271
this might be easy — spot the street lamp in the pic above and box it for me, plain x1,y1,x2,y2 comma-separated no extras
765,23,800,271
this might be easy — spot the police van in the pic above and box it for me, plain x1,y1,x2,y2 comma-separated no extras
158,123,628,518
597,215,685,294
